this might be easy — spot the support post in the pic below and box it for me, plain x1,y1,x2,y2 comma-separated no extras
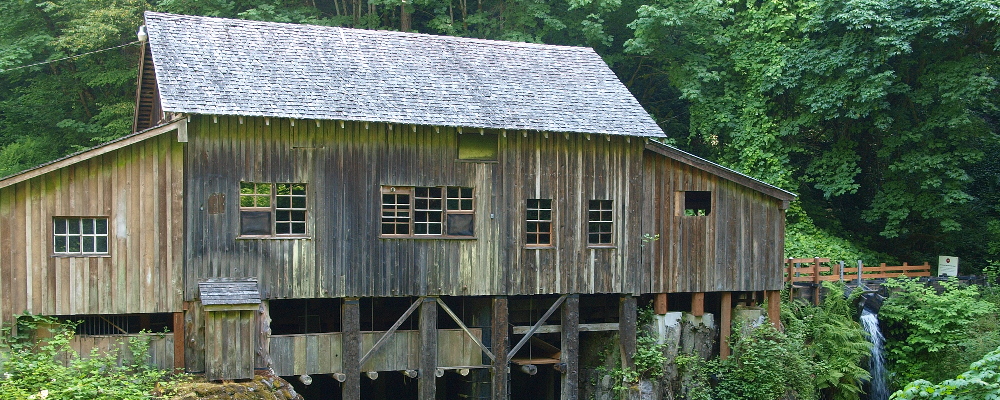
561,294,579,400
492,297,509,400
766,291,781,331
812,257,821,306
173,311,185,371
619,295,637,371
342,298,361,400
719,292,732,360
419,297,438,400
654,293,668,315
691,292,705,317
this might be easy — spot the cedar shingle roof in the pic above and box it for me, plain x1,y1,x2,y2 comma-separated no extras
199,279,261,306
143,12,665,137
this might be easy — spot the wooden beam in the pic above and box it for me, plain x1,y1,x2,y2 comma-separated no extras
361,297,422,364
436,297,495,361
766,291,781,331
507,295,567,363
619,296,637,370
492,297,508,400
511,323,620,335
654,293,668,315
342,298,361,400
173,312,185,371
561,294,579,400
691,292,705,317
719,293,732,360
419,297,438,400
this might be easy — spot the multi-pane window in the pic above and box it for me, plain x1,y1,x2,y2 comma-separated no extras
587,200,613,245
526,199,553,246
53,217,109,255
381,186,475,238
239,182,307,237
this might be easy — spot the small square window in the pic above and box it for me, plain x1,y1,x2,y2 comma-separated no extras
239,182,308,237
458,133,498,161
681,191,711,216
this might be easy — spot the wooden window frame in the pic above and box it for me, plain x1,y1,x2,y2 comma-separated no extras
239,182,309,238
53,217,110,256
525,199,553,247
587,200,614,246
380,185,475,239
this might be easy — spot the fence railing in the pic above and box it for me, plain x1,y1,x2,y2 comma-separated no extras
784,257,931,284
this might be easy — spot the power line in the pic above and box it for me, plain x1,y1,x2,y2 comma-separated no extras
0,40,141,73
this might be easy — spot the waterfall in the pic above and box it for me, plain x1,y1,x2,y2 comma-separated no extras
860,307,889,400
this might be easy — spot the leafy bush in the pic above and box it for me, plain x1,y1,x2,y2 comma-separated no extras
879,278,997,385
712,322,817,400
783,282,872,400
890,345,1000,400
0,314,177,400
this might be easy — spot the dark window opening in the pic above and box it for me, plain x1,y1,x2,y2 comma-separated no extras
57,313,174,335
526,199,553,246
380,186,475,238
588,200,613,245
269,299,341,335
458,132,498,161
682,191,711,216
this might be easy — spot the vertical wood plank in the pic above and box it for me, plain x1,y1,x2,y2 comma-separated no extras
491,296,508,400
419,296,437,400
173,311,185,371
342,298,361,400
560,294,579,400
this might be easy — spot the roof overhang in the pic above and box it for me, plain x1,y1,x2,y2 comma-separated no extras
644,141,797,208
0,116,187,189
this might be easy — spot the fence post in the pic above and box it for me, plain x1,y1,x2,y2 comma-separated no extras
856,260,864,286
838,261,845,282
787,258,795,299
812,257,821,306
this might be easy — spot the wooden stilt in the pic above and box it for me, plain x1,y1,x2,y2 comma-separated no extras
561,294,579,400
766,291,781,331
173,311,185,371
654,293,668,315
691,292,705,317
619,296,637,370
419,297,438,400
719,292,732,360
492,296,509,400
342,298,361,400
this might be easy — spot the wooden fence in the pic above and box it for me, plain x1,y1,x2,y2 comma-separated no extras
785,258,931,284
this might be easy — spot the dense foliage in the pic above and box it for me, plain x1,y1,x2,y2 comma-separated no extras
879,278,999,386
0,315,175,400
1,0,998,268
890,345,1000,400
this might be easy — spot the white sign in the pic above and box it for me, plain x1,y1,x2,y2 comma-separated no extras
938,256,958,277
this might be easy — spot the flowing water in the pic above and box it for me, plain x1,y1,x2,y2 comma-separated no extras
860,307,889,400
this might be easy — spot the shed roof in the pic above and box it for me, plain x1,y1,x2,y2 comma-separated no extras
143,12,665,137
199,279,261,306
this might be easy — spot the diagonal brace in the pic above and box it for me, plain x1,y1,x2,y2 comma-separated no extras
435,297,496,362
360,297,422,365
506,294,567,364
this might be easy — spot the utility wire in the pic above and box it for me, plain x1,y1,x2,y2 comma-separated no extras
0,40,141,73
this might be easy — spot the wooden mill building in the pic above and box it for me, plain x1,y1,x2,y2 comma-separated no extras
0,12,796,400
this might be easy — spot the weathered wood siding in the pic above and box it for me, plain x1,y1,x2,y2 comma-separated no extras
641,151,786,292
0,133,184,324
69,333,175,370
185,115,644,299
269,329,483,376
204,309,256,380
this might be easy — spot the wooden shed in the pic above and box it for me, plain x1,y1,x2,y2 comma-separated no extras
0,11,796,400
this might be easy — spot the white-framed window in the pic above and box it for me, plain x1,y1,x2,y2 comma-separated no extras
53,217,109,255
